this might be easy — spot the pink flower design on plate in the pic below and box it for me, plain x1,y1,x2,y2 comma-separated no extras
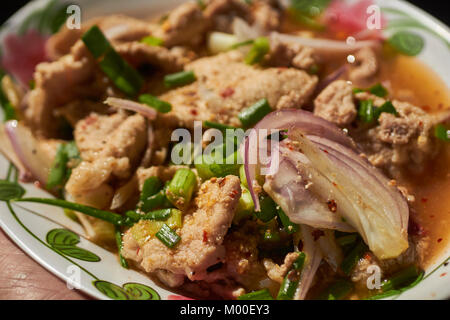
1,29,49,86
322,0,386,40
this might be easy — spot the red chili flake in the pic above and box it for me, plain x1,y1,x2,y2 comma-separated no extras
190,108,198,116
421,105,431,112
364,253,372,261
203,230,208,243
321,149,329,154
437,238,443,243
136,247,140,255
220,87,235,98
229,189,239,199
408,218,426,236
430,215,435,218
332,182,337,187
440,273,447,277
312,229,325,241
297,240,304,251
327,200,337,213
421,198,428,203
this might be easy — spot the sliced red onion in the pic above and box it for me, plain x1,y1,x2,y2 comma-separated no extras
315,65,348,93
264,150,354,232
2,120,53,184
294,225,323,300
241,109,356,211
104,97,157,120
288,128,409,259
139,123,155,167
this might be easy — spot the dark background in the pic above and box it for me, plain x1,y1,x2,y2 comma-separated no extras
0,0,449,26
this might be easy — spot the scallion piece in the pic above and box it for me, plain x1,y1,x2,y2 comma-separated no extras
234,185,254,224
255,194,277,222
139,94,172,113
203,120,236,131
277,207,299,234
374,101,398,118
238,98,272,128
277,269,301,300
238,288,273,300
82,26,143,96
368,83,388,97
140,36,164,47
140,190,173,212
381,265,422,292
46,144,69,190
244,37,270,65
99,49,143,96
435,124,450,142
358,99,374,123
230,39,254,49
317,279,353,300
164,70,196,88
239,165,248,188
140,176,163,201
155,223,181,248
81,25,112,59
141,208,175,221
292,252,306,271
166,169,197,210
208,151,241,178
115,226,128,269
341,240,368,275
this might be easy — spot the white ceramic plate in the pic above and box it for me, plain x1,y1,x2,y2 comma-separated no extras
0,0,448,300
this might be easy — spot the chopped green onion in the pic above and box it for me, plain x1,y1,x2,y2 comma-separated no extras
239,165,248,188
208,151,241,177
140,36,164,47
140,177,163,202
46,144,69,190
255,194,277,222
115,226,128,269
244,37,270,65
82,26,143,96
203,120,236,131
166,169,197,210
336,234,358,247
140,189,173,212
164,70,196,88
317,279,353,300
374,101,398,118
81,25,112,59
99,49,143,96
139,94,172,113
238,98,272,128
234,185,255,224
352,88,364,94
125,210,142,222
358,99,374,123
238,289,273,300
155,223,181,248
292,252,306,271
277,269,301,300
435,124,450,142
277,207,299,234
368,83,388,98
365,290,401,300
381,265,422,292
141,208,176,221
341,240,368,275
230,39,254,49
